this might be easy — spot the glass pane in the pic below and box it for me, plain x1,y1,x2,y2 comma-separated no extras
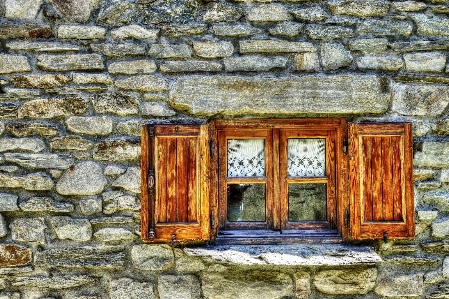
227,139,265,177
288,183,326,221
288,138,326,177
227,184,266,222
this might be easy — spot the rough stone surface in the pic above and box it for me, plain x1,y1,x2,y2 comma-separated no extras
392,1,427,11
50,136,93,152
0,215,7,238
111,25,159,39
19,197,74,213
313,268,377,295
148,44,192,59
94,228,136,242
392,83,449,117
79,197,102,215
102,191,140,214
0,172,54,191
432,218,449,237
91,43,146,58
416,144,449,168
160,61,222,73
97,1,136,27
0,193,19,211
12,275,95,289
0,244,31,267
202,271,293,299
66,116,113,136
321,42,353,70
11,74,71,89
115,76,168,93
306,25,354,40
109,278,155,299
58,26,106,39
404,52,447,73
444,256,449,278
158,275,201,299
357,55,403,71
240,40,315,54
5,122,59,138
18,97,89,119
10,217,46,244
295,52,320,71
0,23,53,39
36,54,104,71
212,25,262,37
0,138,46,153
56,162,107,196
111,167,141,194
93,138,140,161
203,3,243,23
193,41,234,58
375,273,424,297
94,92,140,116
327,0,389,17
4,0,44,20
50,217,92,242
131,245,174,271
72,73,113,85
357,20,413,36
108,60,157,75
161,25,207,38
295,272,311,298
0,54,31,74
246,4,290,22
224,56,288,72
292,7,328,22
269,22,303,37
6,41,81,52
349,38,388,54
4,153,73,169
141,102,176,117
411,14,449,37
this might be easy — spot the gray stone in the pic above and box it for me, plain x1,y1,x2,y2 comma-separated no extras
0,122,4,136
111,25,159,39
97,0,136,27
414,168,436,181
411,14,449,37
36,54,104,71
246,4,290,22
10,217,46,244
5,122,57,139
161,25,207,38
0,244,31,267
435,120,449,135
50,136,94,152
305,25,354,40
115,75,169,92
35,246,125,269
4,0,44,20
12,275,94,289
131,245,174,271
417,210,438,224
111,167,141,194
432,218,449,237
48,0,99,23
292,7,328,22
160,61,222,73
0,88,40,100
203,3,244,23
224,56,288,72
0,215,7,238
175,250,205,273
94,228,136,242
93,138,141,162
158,275,201,299
415,143,449,168
404,52,446,72
102,191,140,214
295,52,320,71
0,54,31,74
19,197,74,213
72,73,113,85
240,40,316,54
50,216,92,242
0,293,19,299
171,75,390,116
148,44,192,59
58,26,106,39
193,41,233,58
139,0,203,25
375,273,423,297
444,257,449,278
0,138,45,153
19,97,89,119
269,22,303,37
0,23,53,39
390,40,449,53
356,55,404,71
89,216,134,226
115,120,142,136
11,74,71,89
441,169,449,182
321,42,353,70
0,103,18,118
0,166,18,173
66,116,113,136
56,162,107,196
295,272,311,298
357,19,413,36
6,41,81,52
79,196,102,215
91,43,146,58
108,60,157,75
141,102,176,117
0,172,54,191
94,92,140,116
349,38,388,54
392,1,427,11
202,271,293,299
392,83,449,117
327,0,390,17
212,24,262,37
104,165,127,176
4,153,73,169
0,193,19,211
109,278,155,299
313,268,377,295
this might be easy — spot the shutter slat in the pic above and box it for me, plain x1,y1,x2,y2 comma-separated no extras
361,137,373,222
392,136,403,221
157,138,168,223
166,138,177,223
177,138,187,223
187,137,198,223
382,136,394,221
371,136,383,222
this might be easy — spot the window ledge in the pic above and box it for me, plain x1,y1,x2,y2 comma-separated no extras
184,244,382,267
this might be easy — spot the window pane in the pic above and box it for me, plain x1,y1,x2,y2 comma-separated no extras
227,184,266,222
288,183,326,221
288,138,325,177
227,139,265,177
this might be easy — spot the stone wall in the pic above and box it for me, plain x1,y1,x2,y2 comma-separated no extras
0,0,449,298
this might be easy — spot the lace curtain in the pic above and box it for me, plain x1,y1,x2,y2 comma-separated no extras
288,138,325,177
227,139,265,177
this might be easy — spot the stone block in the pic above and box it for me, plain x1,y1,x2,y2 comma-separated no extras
108,60,157,75
115,120,142,136
50,217,92,242
414,168,436,181
0,103,18,118
10,217,46,244
170,75,390,116
50,136,94,152
269,22,303,37
306,25,354,40
0,244,31,267
158,275,201,299
102,191,140,214
0,172,54,191
295,52,319,71
131,245,172,271
444,257,449,278
0,138,45,153
93,138,141,162
392,83,449,117
90,43,145,58
58,26,106,39
49,0,99,23
357,20,413,36
94,228,136,242
212,24,262,37
193,41,233,58
432,218,449,237
109,278,155,299
6,41,81,52
292,6,328,22
0,293,19,299
56,162,107,196
327,0,390,17
240,40,316,54
4,153,73,169
66,116,113,136
203,3,244,23
246,4,290,22
19,197,74,213
161,25,207,38
6,122,58,138
0,54,31,74
111,25,159,39
0,193,19,211
12,275,95,289
422,191,449,212
11,74,71,89
115,75,168,92
390,40,449,53
36,54,104,71
160,61,222,73
375,273,423,297
349,38,389,54
356,55,403,71
294,272,311,298
404,52,447,72
141,101,176,117
79,196,102,215
97,1,136,27
0,23,53,39
89,216,134,226
19,97,89,119
0,215,6,238
111,167,141,194
72,73,113,85
94,91,140,116
148,44,193,59
411,14,449,37
5,0,43,20
104,165,127,176
224,56,288,72
392,1,427,11
417,210,438,224
313,268,377,295
321,42,353,70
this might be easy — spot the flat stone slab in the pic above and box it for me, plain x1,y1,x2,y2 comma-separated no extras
170,75,390,116
185,244,382,267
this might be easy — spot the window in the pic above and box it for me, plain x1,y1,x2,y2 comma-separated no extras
141,119,414,244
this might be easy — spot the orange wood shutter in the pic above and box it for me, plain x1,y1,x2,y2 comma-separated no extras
141,124,210,243
349,123,414,240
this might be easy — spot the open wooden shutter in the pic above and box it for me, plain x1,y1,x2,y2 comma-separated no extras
348,123,414,240
141,124,210,243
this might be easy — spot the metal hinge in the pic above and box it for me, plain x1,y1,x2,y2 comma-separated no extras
211,210,215,229
148,229,155,240
344,209,350,228
171,234,177,247
343,138,348,155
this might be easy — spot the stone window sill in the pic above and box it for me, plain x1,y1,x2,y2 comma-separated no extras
184,244,381,267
